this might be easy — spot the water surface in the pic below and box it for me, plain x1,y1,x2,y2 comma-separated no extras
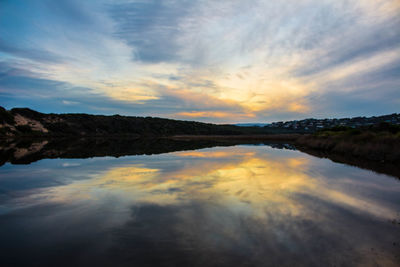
0,144,399,266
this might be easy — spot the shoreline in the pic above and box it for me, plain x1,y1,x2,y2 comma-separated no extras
1,133,399,177
168,133,400,164
167,134,301,141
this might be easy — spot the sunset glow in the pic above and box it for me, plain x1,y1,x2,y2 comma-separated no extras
1,0,399,122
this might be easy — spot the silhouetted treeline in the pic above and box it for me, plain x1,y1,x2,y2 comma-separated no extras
0,107,264,137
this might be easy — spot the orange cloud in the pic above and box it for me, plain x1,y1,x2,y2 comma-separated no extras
288,102,310,113
175,150,255,158
175,111,255,119
164,88,242,110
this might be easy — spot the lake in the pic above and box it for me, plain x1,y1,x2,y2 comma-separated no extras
0,143,399,266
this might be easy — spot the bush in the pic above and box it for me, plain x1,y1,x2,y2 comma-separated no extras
15,124,34,133
0,107,14,124
373,122,400,134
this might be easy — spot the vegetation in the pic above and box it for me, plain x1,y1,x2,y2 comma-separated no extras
296,123,400,163
0,107,265,137
316,122,400,135
265,113,400,132
0,106,14,124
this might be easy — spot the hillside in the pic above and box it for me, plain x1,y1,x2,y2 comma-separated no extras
0,106,258,137
265,113,400,132
2,106,400,138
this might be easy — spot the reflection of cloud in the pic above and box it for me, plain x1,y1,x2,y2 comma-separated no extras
62,162,81,167
175,150,254,158
3,146,400,265
29,146,399,222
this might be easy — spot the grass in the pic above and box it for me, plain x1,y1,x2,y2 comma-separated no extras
296,123,400,163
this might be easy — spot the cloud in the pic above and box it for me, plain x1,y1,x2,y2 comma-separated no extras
175,111,255,120
0,0,399,122
0,39,65,64
62,100,80,105
108,0,195,63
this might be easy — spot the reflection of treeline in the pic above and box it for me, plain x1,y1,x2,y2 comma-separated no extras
0,137,235,166
0,136,303,166
296,146,400,179
296,123,400,163
1,136,399,178
0,107,265,137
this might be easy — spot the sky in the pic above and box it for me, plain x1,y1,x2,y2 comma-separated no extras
0,0,399,123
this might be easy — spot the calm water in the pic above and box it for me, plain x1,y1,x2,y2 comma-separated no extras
0,144,399,266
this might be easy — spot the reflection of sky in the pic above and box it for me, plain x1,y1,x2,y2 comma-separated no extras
1,0,400,122
0,146,400,266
